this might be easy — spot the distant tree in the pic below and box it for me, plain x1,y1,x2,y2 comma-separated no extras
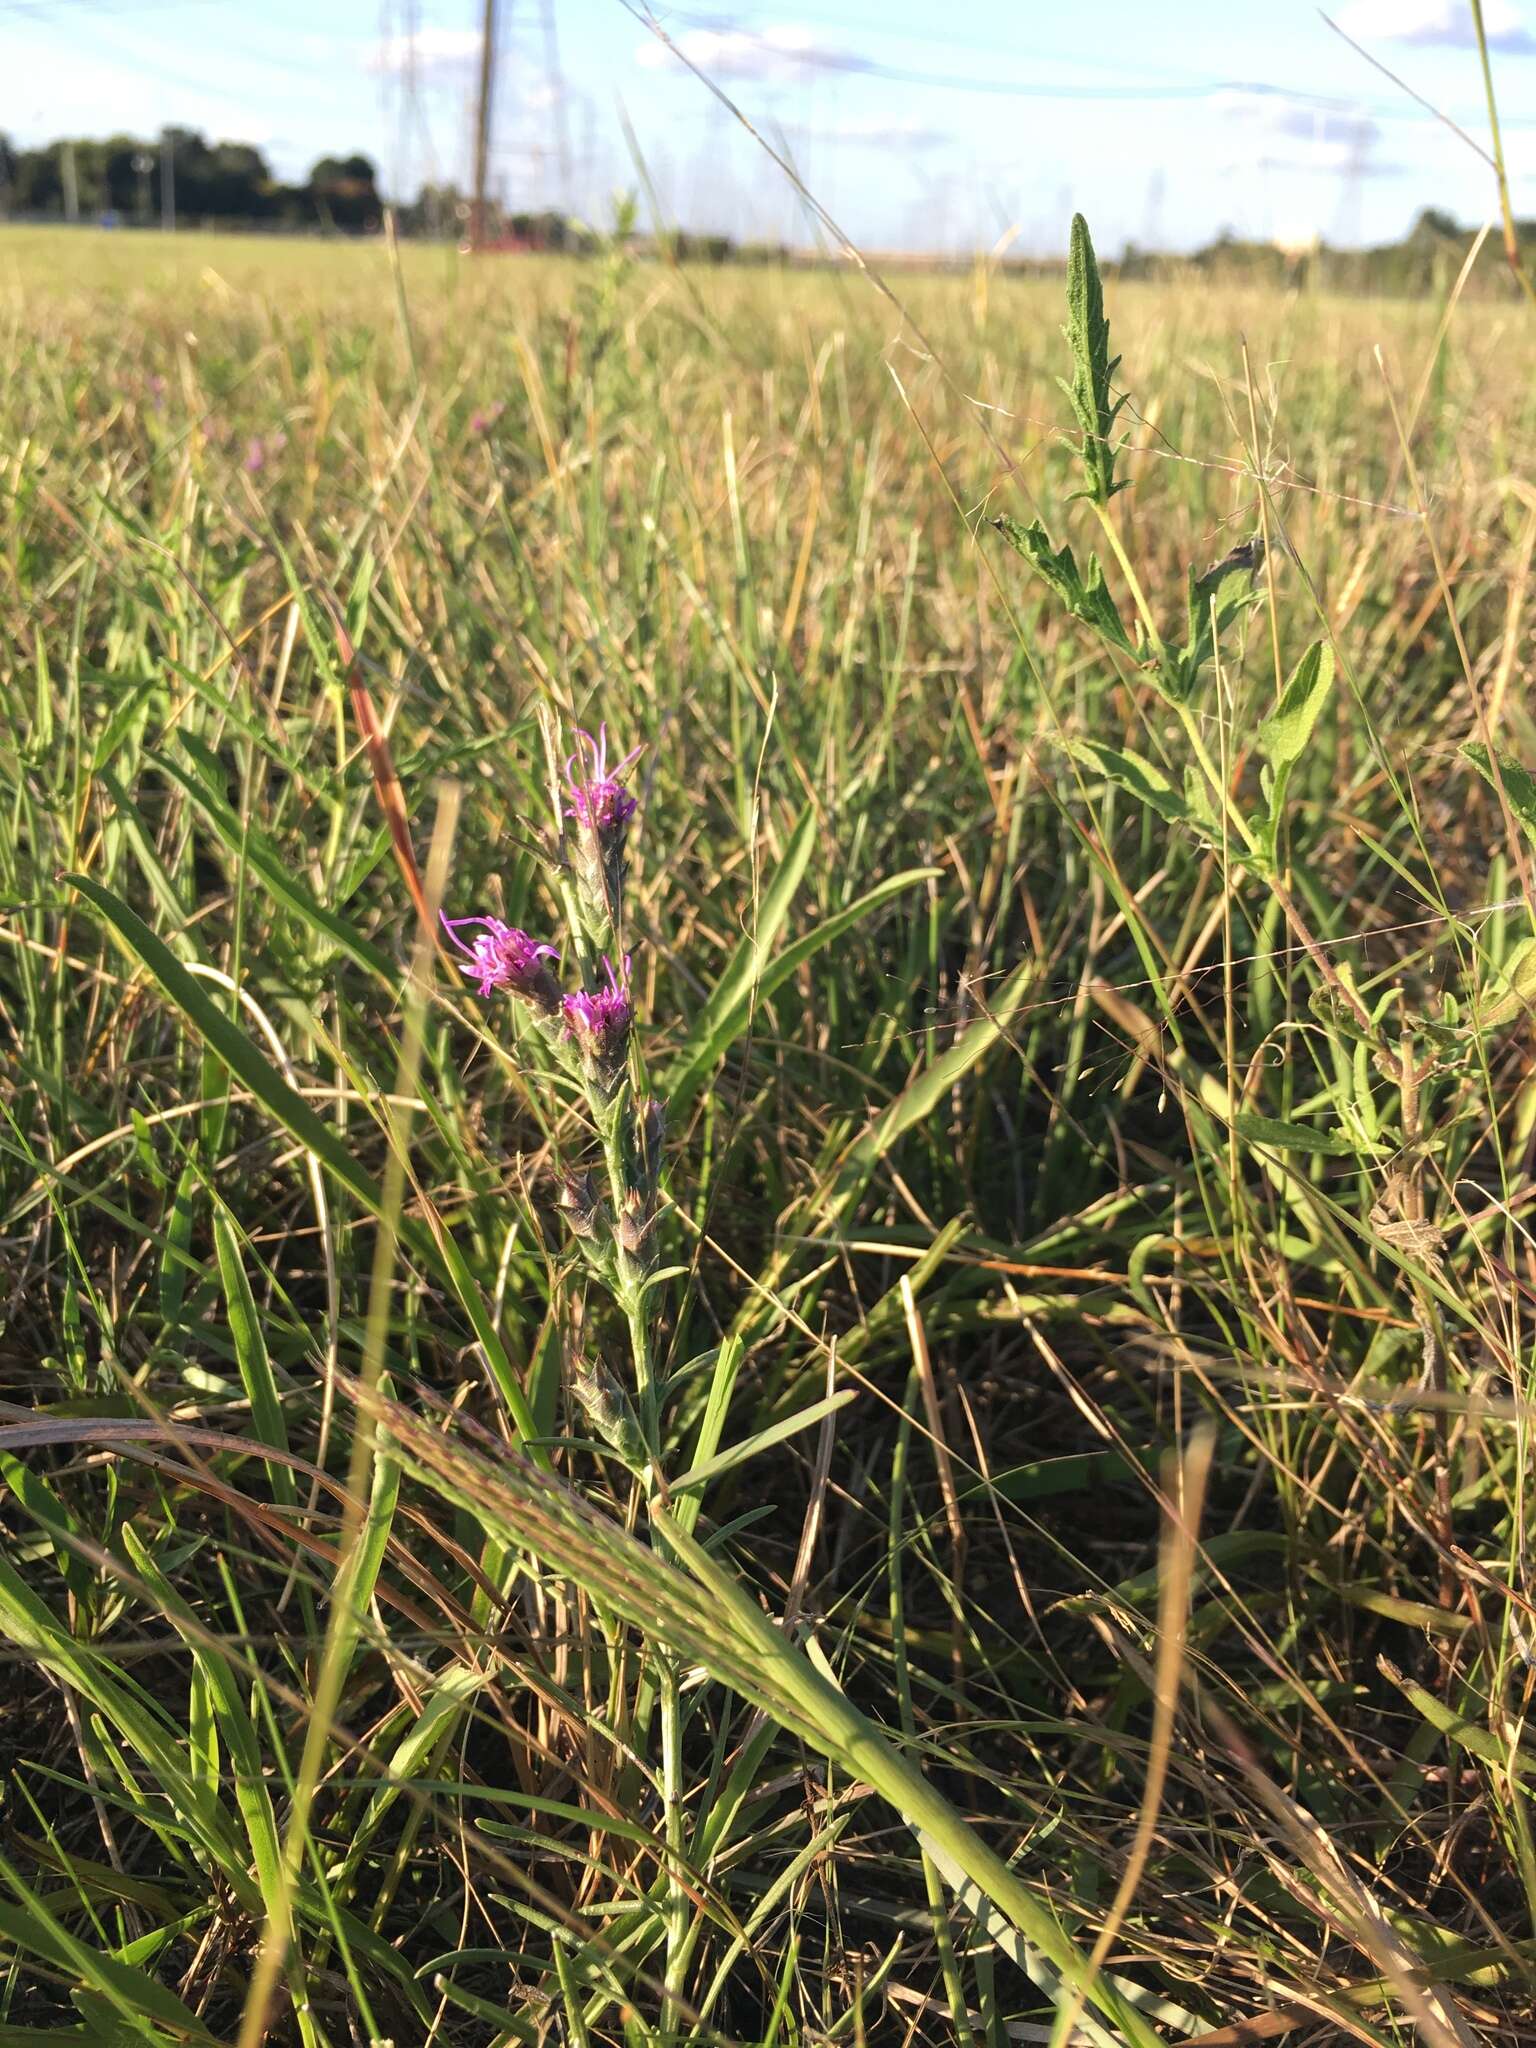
307,154,381,231
99,134,150,215
13,142,65,213
398,181,465,238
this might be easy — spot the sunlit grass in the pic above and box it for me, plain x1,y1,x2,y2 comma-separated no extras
3,219,1536,2044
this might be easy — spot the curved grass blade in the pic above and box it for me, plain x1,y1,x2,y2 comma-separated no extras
669,845,938,1117
153,738,393,983
65,874,541,1450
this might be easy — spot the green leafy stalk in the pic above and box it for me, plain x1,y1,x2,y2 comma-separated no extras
1061,212,1128,505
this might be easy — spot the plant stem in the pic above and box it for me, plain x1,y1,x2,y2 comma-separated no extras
1090,505,1375,1035
655,1508,1168,2048
1091,497,1164,663
591,1080,683,2030
658,1658,687,2035
1469,0,1536,307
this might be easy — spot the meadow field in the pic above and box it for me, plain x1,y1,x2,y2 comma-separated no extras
6,218,1536,2045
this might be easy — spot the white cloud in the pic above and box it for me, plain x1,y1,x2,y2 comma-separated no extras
635,23,869,81
787,113,946,148
1213,89,1386,173
1335,0,1536,53
365,26,483,76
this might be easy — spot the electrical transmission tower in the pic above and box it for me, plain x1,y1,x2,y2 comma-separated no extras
538,0,573,212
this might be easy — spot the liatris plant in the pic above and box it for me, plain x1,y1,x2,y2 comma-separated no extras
442,720,663,1472
442,714,692,2008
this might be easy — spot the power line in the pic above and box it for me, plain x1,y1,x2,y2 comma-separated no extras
658,1,1223,84
635,8,1536,129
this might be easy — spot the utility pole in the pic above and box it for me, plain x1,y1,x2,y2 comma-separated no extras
470,0,497,249
133,150,154,225
61,141,79,224
160,128,176,232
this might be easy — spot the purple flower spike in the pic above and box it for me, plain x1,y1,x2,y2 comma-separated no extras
442,913,560,1009
564,725,642,842
562,954,633,1083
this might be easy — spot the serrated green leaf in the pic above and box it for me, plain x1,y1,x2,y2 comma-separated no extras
1062,212,1126,505
1168,543,1264,698
992,516,1134,655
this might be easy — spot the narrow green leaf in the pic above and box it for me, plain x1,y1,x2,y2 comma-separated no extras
97,767,191,939
1464,740,1536,842
0,1885,220,2045
670,1389,856,1496
330,1661,488,1887
66,872,543,1455
0,1552,254,1899
72,874,394,1220
824,953,1035,1225
681,803,817,1062
213,1217,295,1509
157,737,393,982
669,854,937,1119
119,1527,288,1916
0,1454,92,1603
1062,738,1189,825
1380,1659,1531,1775
157,1161,198,1335
1227,1111,1360,1156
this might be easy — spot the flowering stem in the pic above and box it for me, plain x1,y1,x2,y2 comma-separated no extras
658,1660,687,2031
556,869,600,987
591,1103,686,2034
596,1114,660,1455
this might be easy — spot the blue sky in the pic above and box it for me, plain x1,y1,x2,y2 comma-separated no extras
13,0,1536,252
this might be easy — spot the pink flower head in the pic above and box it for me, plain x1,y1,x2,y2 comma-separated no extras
441,913,559,1006
243,430,287,474
562,954,633,1078
564,725,641,842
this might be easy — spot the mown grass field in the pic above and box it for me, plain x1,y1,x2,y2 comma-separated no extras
6,218,1536,2046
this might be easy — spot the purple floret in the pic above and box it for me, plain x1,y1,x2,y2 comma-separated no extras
564,725,641,841
441,913,559,1005
561,955,633,1070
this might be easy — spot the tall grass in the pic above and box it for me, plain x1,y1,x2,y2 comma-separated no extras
3,214,1536,2045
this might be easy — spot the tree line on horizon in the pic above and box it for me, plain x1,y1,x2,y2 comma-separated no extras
0,131,387,232
1,131,1527,295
